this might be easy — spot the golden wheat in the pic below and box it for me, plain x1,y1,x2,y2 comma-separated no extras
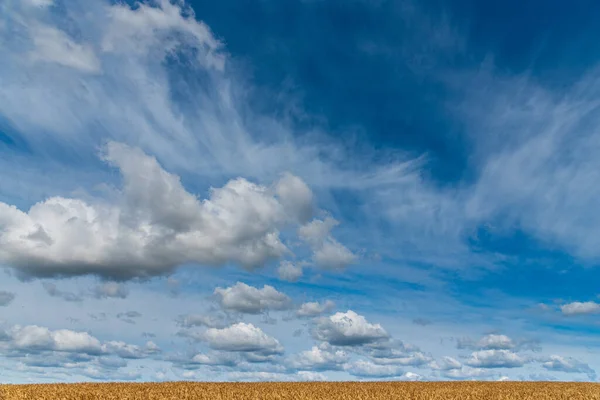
1,381,600,400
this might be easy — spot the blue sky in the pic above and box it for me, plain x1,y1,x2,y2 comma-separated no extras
1,0,600,383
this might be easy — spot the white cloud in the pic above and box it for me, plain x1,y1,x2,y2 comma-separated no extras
0,324,158,365
560,301,600,316
465,350,527,369
443,366,494,380
0,143,328,280
476,334,515,350
542,355,596,380
370,351,432,367
214,282,292,314
102,340,159,359
343,360,403,378
429,356,462,371
22,0,54,7
288,344,349,370
313,310,388,346
274,173,314,223
398,371,423,381
460,68,600,262
227,371,327,382
101,0,224,70
6,325,102,355
28,24,101,73
277,261,303,283
299,218,356,270
190,352,237,366
313,240,357,271
0,291,16,306
202,322,284,355
176,314,228,329
296,371,328,381
296,300,335,318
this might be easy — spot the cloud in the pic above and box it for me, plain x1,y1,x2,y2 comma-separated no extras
343,360,403,378
175,314,229,329
190,352,237,367
442,366,494,380
41,282,83,302
116,311,142,325
313,310,389,346
0,291,16,306
287,344,349,371
542,355,596,380
456,334,540,352
355,339,425,366
27,24,101,73
465,350,527,369
0,143,334,280
214,282,293,314
92,282,129,299
202,322,284,356
0,323,159,375
277,261,303,283
226,371,328,382
560,301,600,316
299,218,357,270
370,351,432,367
475,334,515,350
274,173,315,224
102,341,160,360
0,324,158,361
3,325,103,355
459,68,600,262
296,300,336,318
429,356,463,371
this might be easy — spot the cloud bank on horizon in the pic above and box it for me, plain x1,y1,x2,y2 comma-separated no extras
1,0,600,383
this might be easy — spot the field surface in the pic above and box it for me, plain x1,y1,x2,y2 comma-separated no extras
1,382,600,400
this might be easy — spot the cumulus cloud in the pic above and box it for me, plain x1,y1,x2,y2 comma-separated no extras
190,352,237,367
277,261,303,282
0,324,159,362
475,334,515,350
313,310,388,346
542,355,596,380
202,322,284,356
296,300,336,318
287,344,349,371
299,218,357,270
560,301,600,316
0,143,331,280
443,366,494,380
343,360,403,378
274,173,315,223
465,350,527,369
370,350,432,367
429,356,463,371
0,291,16,306
214,282,292,314
456,334,540,352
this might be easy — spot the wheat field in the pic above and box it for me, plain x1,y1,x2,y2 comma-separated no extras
1,382,600,400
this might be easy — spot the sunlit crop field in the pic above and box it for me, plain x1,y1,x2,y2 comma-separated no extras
2,382,600,400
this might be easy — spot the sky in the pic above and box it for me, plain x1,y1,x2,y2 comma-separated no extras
1,0,600,383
